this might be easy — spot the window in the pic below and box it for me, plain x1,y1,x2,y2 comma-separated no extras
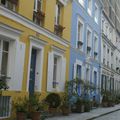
55,2,62,25
94,35,98,60
86,28,92,56
34,0,42,11
87,0,92,16
47,50,66,92
78,0,84,7
0,40,9,76
0,96,11,118
94,3,99,23
76,65,82,79
33,0,45,26
103,58,105,64
54,2,64,36
53,56,58,88
94,71,97,87
77,19,84,50
86,68,90,81
0,0,18,11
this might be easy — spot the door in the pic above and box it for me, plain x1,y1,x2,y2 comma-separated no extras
29,48,37,94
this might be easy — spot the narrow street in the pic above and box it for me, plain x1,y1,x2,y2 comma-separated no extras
94,110,120,120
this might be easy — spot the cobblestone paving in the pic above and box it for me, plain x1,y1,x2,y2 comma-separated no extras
94,110,120,120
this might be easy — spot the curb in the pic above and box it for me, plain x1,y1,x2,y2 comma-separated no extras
86,108,120,120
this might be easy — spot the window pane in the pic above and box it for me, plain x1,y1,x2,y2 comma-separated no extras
1,52,8,75
3,41,9,51
1,0,6,5
53,57,57,88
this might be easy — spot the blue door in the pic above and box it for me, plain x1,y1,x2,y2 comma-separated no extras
29,49,37,94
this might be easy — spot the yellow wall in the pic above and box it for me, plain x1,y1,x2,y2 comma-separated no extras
0,0,72,118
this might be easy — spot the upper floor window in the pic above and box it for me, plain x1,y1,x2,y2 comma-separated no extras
87,0,92,16
33,0,45,26
0,0,18,11
55,2,63,25
86,28,92,56
86,68,90,81
54,2,65,36
94,34,98,60
78,0,84,7
94,3,99,23
34,0,42,12
76,64,82,79
77,18,84,50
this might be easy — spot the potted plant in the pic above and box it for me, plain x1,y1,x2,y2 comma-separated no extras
45,93,61,115
61,92,70,116
28,94,43,120
14,97,27,120
84,99,91,112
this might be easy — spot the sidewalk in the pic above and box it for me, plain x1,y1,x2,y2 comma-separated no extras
46,104,120,120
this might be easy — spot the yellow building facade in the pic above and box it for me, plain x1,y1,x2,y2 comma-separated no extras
0,0,72,119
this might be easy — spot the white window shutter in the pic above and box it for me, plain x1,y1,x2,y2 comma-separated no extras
14,42,25,91
47,52,54,92
73,63,77,79
59,57,66,92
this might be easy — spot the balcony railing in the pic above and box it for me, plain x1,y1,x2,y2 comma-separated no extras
0,0,18,11
33,10,45,26
54,24,65,37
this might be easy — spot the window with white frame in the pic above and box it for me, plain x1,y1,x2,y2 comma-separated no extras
34,0,42,11
94,71,97,87
55,2,62,25
86,28,92,56
94,3,99,23
0,40,9,76
77,18,84,50
78,0,84,7
47,49,66,92
86,68,90,81
53,55,59,88
87,0,92,16
94,34,98,60
76,64,82,79
0,0,18,11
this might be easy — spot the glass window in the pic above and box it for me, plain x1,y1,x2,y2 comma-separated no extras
76,65,81,79
53,56,58,88
88,0,92,15
94,4,99,23
78,0,84,6
0,40,9,76
77,21,83,50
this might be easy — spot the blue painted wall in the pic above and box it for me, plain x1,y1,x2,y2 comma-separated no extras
69,0,102,102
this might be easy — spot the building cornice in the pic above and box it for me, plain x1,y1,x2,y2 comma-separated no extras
0,6,69,47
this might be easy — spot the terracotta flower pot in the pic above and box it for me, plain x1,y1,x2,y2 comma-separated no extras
16,112,26,120
31,111,41,120
49,107,57,116
61,107,69,116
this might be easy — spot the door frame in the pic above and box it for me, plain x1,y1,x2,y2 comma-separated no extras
27,36,47,92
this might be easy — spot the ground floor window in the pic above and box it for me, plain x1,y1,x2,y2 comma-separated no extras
0,96,11,118
0,40,9,76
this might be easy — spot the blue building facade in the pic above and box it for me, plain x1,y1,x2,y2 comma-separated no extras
69,0,102,102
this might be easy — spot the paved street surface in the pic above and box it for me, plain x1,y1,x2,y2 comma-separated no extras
94,110,120,120
46,104,120,120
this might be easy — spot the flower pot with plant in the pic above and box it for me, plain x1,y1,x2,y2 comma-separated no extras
28,94,43,120
61,92,70,116
45,93,61,115
14,97,27,120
